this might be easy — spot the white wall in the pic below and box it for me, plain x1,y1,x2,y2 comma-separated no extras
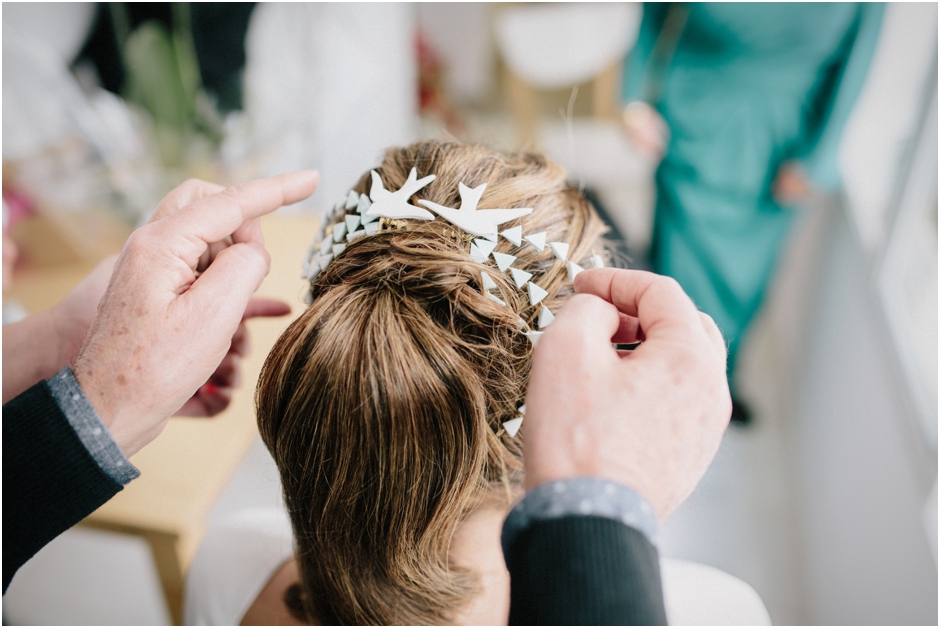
789,208,937,624
781,3,938,623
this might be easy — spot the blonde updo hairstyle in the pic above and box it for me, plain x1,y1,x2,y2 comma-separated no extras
256,140,608,624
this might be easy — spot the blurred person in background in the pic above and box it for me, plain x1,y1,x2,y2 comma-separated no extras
621,3,884,423
76,3,256,114
4,3,415,220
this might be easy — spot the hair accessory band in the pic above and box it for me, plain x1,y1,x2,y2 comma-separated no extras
302,169,608,435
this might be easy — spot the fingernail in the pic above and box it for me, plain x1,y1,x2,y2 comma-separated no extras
202,383,218,395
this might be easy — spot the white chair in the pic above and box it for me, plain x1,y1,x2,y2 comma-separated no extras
494,2,641,145
493,3,653,254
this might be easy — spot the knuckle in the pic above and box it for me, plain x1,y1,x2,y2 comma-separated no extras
217,187,247,213
700,312,722,338
719,391,733,425
551,297,598,334
221,241,269,269
564,292,608,318
656,274,683,292
650,274,691,304
124,227,153,255
253,243,272,270
564,292,598,311
220,183,245,201
699,314,729,359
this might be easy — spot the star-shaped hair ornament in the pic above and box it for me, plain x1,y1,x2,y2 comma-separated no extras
418,182,532,237
365,168,436,221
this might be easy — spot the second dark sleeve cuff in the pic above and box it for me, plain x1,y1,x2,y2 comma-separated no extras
505,516,667,625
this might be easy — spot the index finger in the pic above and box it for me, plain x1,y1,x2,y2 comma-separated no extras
155,170,320,251
574,268,703,343
151,178,225,222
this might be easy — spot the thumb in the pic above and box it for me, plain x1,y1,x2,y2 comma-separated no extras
532,293,623,383
243,297,292,320
543,293,623,355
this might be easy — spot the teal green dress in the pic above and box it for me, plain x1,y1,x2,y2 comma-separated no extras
623,3,884,382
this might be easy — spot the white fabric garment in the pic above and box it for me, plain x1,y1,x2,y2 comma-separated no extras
660,558,772,626
184,507,294,626
184,506,771,626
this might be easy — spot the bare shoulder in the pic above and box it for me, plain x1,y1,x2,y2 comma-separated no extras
240,558,309,626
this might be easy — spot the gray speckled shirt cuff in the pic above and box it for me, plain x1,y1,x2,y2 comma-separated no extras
502,477,659,556
47,367,140,485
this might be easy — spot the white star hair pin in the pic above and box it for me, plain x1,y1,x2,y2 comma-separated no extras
365,168,436,221
306,169,609,363
418,182,532,237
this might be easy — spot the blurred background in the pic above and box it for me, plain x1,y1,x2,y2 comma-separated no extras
2,3,936,625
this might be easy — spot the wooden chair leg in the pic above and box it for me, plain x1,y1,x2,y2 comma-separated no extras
592,62,621,120
504,67,541,148
143,531,185,625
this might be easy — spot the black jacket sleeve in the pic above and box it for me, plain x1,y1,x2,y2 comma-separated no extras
3,380,122,592
505,515,667,625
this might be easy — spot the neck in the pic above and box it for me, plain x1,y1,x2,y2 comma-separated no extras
449,500,512,625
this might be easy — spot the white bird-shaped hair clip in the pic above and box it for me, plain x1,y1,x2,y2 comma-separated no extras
418,182,532,237
365,168,436,221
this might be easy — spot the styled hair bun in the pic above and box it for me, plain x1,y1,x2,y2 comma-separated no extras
256,139,608,624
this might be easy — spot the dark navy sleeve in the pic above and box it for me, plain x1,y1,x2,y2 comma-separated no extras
3,380,124,592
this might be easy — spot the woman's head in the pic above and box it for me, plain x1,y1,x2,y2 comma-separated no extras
256,140,608,624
